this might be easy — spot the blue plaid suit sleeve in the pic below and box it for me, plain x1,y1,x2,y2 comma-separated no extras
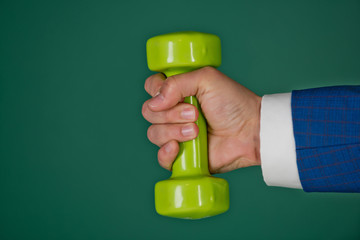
291,86,360,192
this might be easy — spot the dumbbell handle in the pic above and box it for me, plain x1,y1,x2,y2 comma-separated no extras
163,69,210,178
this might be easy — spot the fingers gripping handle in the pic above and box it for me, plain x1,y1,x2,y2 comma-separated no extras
164,70,210,178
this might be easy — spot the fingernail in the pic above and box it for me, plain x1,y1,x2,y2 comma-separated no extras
164,142,172,153
181,124,194,137
181,108,195,120
148,93,164,108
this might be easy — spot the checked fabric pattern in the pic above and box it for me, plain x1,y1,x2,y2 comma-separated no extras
291,86,360,192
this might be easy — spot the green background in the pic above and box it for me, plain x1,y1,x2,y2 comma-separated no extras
1,0,359,239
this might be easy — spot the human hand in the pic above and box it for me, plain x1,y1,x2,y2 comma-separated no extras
142,67,261,173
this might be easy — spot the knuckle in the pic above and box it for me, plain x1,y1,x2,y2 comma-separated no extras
141,102,148,119
157,152,168,170
199,66,219,87
144,75,153,92
201,66,217,75
142,102,154,122
147,125,156,143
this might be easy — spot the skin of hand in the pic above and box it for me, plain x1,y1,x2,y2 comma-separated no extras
142,66,261,174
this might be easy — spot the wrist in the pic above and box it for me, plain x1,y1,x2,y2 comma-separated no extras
237,94,261,168
254,95,261,166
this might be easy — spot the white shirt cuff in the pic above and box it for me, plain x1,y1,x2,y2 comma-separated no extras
260,93,302,189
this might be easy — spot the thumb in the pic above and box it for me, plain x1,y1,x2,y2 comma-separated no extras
147,67,212,112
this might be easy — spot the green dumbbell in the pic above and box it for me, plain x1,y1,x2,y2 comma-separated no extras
146,31,229,219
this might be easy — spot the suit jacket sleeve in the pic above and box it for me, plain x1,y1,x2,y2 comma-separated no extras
291,85,360,192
